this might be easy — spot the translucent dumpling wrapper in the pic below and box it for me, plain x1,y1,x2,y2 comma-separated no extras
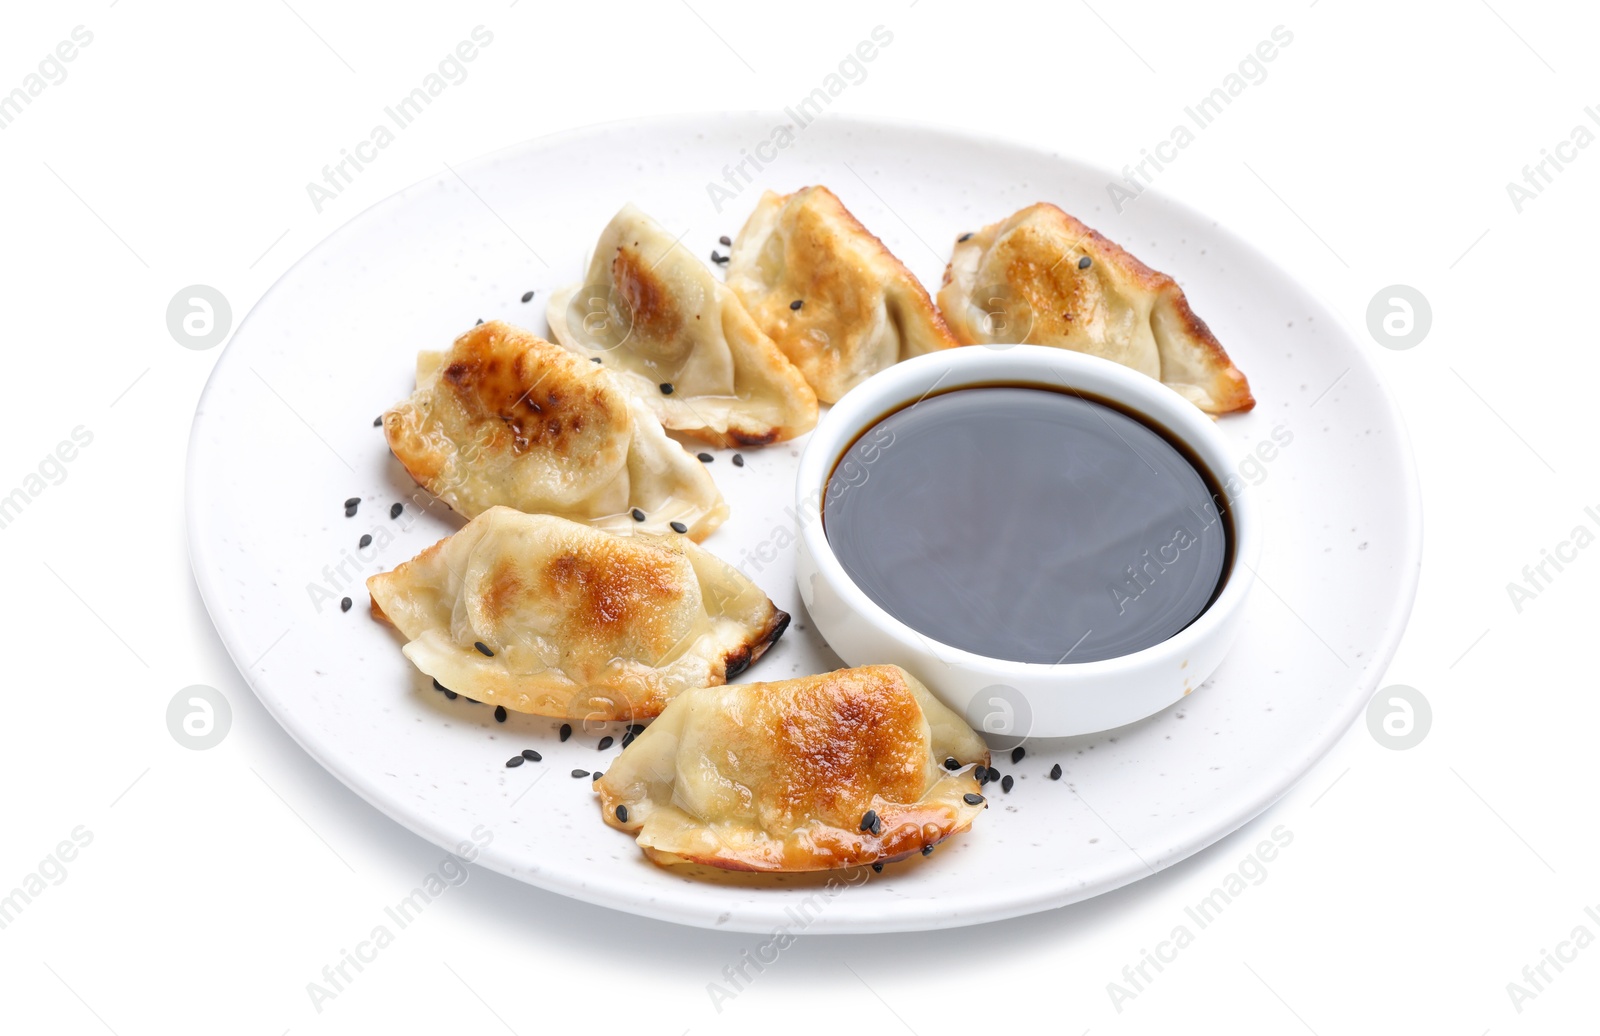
547,204,818,447
727,186,960,403
382,321,727,541
595,664,990,871
367,507,789,721
938,203,1255,415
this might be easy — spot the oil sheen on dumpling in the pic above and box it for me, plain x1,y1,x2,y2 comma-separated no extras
546,204,817,447
938,203,1254,415
382,321,727,541
367,507,790,721
595,664,990,871
727,186,959,404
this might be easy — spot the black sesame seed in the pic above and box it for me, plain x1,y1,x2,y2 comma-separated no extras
505,755,524,768
963,793,985,805
719,235,731,246
789,299,803,311
598,735,614,750
659,382,674,395
670,521,688,534
570,769,590,778
592,771,603,781
521,290,535,303
390,502,403,519
973,765,989,783
345,496,361,508
475,317,484,325
590,356,602,363
432,678,459,700
1001,775,1015,793
859,809,880,834
445,690,458,700
339,597,352,612
958,232,973,242
696,452,713,462
732,454,744,467
1078,256,1092,270
943,757,959,770
358,534,372,549
494,705,507,723
710,250,728,264
1011,746,1026,764
1049,763,1063,780
631,508,645,522
871,862,884,873
345,505,358,517
620,732,635,748
628,724,645,735
521,749,541,762
474,641,494,657
559,723,572,741
921,844,934,856
616,804,629,822
373,416,383,427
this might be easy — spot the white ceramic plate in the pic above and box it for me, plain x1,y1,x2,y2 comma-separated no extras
186,113,1421,934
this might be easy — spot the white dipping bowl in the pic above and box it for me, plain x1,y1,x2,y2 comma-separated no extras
794,345,1261,738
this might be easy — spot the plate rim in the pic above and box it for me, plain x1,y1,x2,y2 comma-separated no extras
185,110,1424,933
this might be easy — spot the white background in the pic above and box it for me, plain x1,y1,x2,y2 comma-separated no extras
1,1,1595,1033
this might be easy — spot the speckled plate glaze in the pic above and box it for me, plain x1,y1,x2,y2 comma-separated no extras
186,113,1421,934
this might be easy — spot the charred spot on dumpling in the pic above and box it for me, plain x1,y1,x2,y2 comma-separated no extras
722,645,752,679
480,558,526,625
442,323,624,458
765,671,927,824
612,246,684,343
728,608,787,678
730,428,780,447
998,248,1096,341
762,609,791,647
539,538,689,639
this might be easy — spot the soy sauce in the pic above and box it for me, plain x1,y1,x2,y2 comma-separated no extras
823,385,1230,665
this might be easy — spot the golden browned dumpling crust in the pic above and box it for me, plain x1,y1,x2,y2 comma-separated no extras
728,186,959,403
382,320,727,541
938,203,1254,415
367,508,789,721
595,664,990,872
547,205,817,447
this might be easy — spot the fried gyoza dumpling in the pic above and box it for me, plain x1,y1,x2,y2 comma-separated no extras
546,205,817,447
727,186,959,403
595,664,989,871
367,507,789,721
938,203,1254,415
382,321,727,541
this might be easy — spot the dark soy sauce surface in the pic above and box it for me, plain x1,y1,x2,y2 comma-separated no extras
824,386,1229,665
